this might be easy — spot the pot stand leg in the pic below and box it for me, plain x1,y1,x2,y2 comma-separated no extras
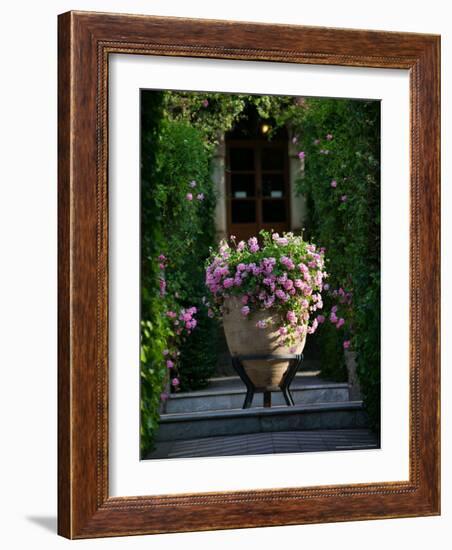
231,356,255,409
263,391,272,408
279,354,303,407
232,354,303,409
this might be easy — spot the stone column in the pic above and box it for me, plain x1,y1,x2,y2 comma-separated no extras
288,128,308,233
211,132,227,242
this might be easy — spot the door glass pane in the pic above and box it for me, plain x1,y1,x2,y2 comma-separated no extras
262,200,286,223
262,148,285,170
229,148,254,170
231,200,256,223
262,174,285,198
231,174,255,198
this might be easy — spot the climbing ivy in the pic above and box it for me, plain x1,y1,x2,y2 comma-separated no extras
279,98,381,428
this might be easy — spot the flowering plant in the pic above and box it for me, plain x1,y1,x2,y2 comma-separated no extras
205,230,328,346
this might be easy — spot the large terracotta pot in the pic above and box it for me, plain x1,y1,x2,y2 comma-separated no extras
223,297,306,390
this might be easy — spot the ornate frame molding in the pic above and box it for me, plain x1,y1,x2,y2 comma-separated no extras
58,11,440,538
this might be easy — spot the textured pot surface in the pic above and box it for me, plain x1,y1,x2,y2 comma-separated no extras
223,297,306,389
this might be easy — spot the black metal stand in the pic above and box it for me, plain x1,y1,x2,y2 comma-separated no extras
231,354,303,409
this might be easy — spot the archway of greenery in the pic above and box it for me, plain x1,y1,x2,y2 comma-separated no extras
140,91,380,456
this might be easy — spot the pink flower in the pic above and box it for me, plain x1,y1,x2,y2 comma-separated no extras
166,311,177,318
160,392,169,401
158,254,166,261
330,312,338,324
283,279,294,291
341,195,347,202
237,241,246,251
331,305,338,313
336,318,345,329
286,311,297,324
171,377,180,387
163,349,169,356
159,278,166,296
317,315,325,324
331,180,337,188
166,360,174,369
324,283,330,291
279,326,288,336
275,289,287,301
248,237,259,253
185,319,198,330
197,193,204,200
308,318,319,334
326,133,333,140
159,263,165,270
343,340,351,349
281,256,295,270
189,180,197,188
256,320,267,329
223,278,235,288
298,151,305,160
241,295,249,304
241,306,250,316
207,308,214,318
186,193,193,201
275,237,288,246
202,99,209,107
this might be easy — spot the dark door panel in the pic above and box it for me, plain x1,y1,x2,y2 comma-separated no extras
226,138,290,242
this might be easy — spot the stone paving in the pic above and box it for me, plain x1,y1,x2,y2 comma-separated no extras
146,428,379,460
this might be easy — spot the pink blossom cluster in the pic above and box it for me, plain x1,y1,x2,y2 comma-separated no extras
186,180,205,201
322,284,354,350
166,306,198,335
160,348,181,395
205,230,328,346
157,253,167,296
154,250,201,395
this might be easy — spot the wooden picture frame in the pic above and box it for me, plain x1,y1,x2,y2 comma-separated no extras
58,10,440,538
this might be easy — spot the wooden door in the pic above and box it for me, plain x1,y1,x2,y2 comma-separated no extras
226,138,290,243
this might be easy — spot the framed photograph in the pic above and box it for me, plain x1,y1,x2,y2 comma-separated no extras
58,11,440,538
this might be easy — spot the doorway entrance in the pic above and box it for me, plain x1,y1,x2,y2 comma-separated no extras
225,122,290,242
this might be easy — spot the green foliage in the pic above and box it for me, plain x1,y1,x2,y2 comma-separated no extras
140,91,169,457
178,310,220,391
140,93,220,456
155,117,219,392
162,92,294,150
318,321,348,382
285,98,381,428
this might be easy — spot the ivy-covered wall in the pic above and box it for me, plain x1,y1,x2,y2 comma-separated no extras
140,92,219,456
282,98,381,429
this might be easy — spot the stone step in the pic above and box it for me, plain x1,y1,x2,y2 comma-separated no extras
156,401,367,442
165,373,350,414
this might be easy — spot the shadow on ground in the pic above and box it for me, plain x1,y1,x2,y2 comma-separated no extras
26,516,57,534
